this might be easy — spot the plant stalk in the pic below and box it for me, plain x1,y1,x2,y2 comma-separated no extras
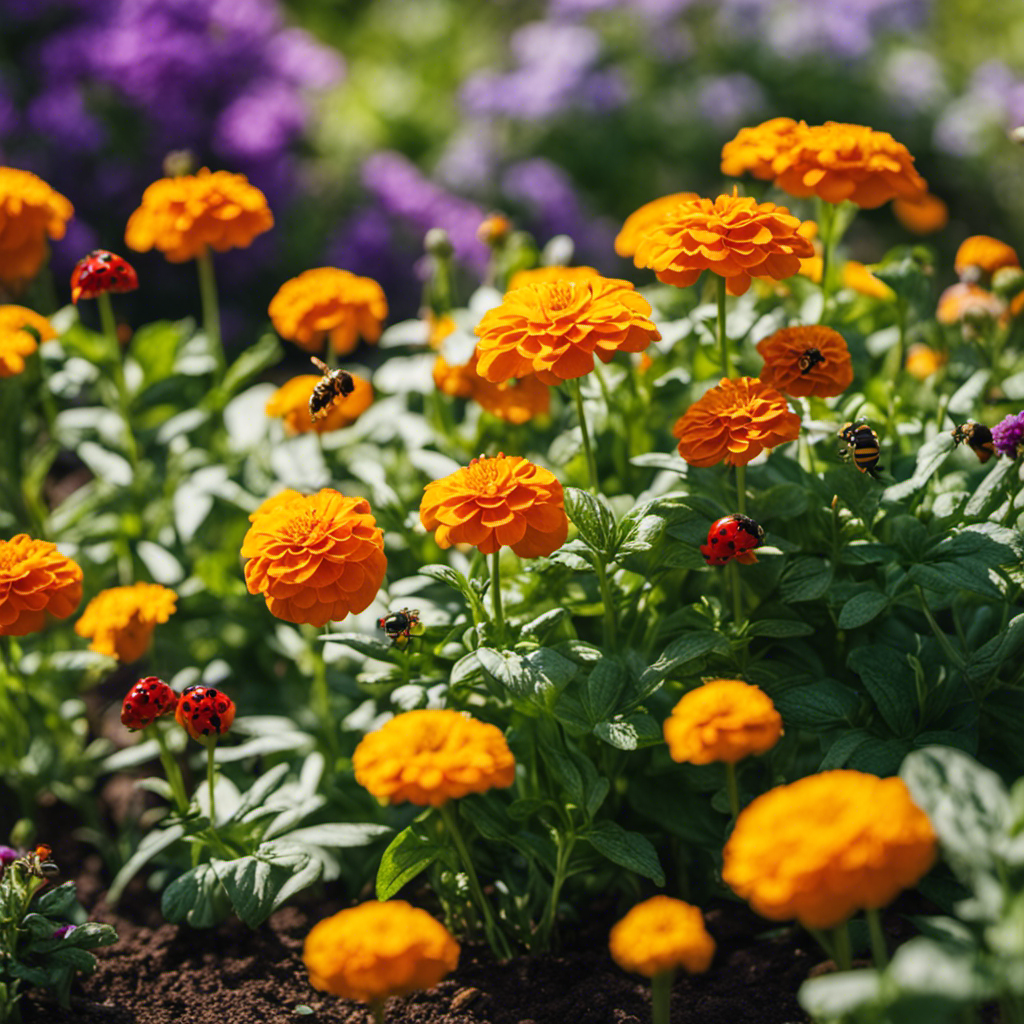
150,725,189,815
716,276,730,379
831,920,853,971
196,249,225,377
490,550,505,641
569,377,599,494
651,969,674,1024
865,907,889,968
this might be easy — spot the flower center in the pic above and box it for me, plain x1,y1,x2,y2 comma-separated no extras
545,282,577,310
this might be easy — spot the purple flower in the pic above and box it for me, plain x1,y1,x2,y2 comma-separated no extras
214,83,306,162
992,412,1024,458
28,88,106,155
51,924,78,939
695,73,766,127
267,27,346,89
0,846,19,866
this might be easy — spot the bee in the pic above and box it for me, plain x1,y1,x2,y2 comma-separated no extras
378,608,421,647
838,421,882,478
951,422,996,464
309,357,355,422
798,347,825,375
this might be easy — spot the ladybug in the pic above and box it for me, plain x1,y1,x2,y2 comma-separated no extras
838,421,882,478
378,607,421,646
309,356,355,422
951,422,996,464
797,347,825,375
174,684,236,743
70,249,139,304
700,514,765,567
121,676,179,730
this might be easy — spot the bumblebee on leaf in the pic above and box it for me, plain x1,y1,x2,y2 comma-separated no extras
838,421,882,478
309,357,355,422
378,608,421,647
951,422,996,464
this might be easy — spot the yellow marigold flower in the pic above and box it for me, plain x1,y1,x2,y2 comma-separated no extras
893,193,948,235
664,679,782,765
269,267,388,356
476,275,658,385
249,489,305,521
0,534,83,637
433,353,478,399
241,488,386,627
125,168,272,262
506,264,600,290
798,255,823,285
633,193,815,297
474,374,550,425
353,709,516,806
756,325,853,399
722,770,937,929
936,283,1004,325
673,377,801,468
720,117,802,180
74,583,178,663
842,261,895,301
609,896,715,977
954,235,1020,282
905,343,946,380
266,373,373,435
0,305,55,378
427,312,456,350
614,194,698,258
304,900,459,1003
420,453,568,558
0,167,74,282
770,122,927,208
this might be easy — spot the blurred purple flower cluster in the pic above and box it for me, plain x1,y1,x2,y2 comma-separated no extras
934,61,1024,158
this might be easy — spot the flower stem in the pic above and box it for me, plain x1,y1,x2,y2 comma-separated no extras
371,1000,386,1024
728,561,744,628
96,291,138,470
865,907,889,968
206,742,218,827
196,249,225,378
594,558,618,654
735,463,746,516
569,377,599,494
817,198,837,321
150,725,189,815
490,550,506,641
651,969,674,1024
724,762,740,819
831,920,853,971
438,802,512,960
716,276,730,379
537,831,575,951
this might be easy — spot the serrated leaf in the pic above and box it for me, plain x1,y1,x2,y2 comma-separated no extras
838,591,890,629
418,563,480,609
593,714,662,750
772,681,860,729
213,856,280,928
636,631,730,697
779,557,833,602
35,882,77,917
848,645,917,737
564,486,617,556
583,658,626,723
581,821,665,885
375,825,442,901
318,632,395,660
161,864,223,928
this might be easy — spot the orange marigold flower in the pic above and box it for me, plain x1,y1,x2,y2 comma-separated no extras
476,275,658,385
266,373,373,435
0,167,74,282
936,283,1004,325
433,353,478,399
249,489,305,521
478,212,513,247
755,325,853,399
241,488,386,627
419,453,568,557
125,168,272,262
770,122,927,208
720,117,802,180
269,267,388,356
664,679,782,765
474,374,550,425
427,312,456,350
609,896,715,977
893,193,948,235
954,235,1020,281
0,305,55,378
798,255,823,285
842,260,895,301
614,194,699,258
507,264,600,290
353,709,516,806
0,534,83,637
905,343,946,380
673,377,801,468
633,193,815,297
304,900,459,1003
74,583,178,663
722,770,937,929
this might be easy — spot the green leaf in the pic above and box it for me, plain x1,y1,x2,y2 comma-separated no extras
129,320,187,386
798,971,883,1018
161,864,224,928
581,821,665,886
518,607,570,639
908,562,1002,600
847,737,911,776
965,613,1024,688
215,333,284,403
779,557,833,602
847,645,917,736
593,714,662,750
637,631,730,697
820,729,873,769
107,823,186,905
375,824,442,901
35,882,77,917
753,483,810,521
746,618,816,638
539,744,585,805
889,936,995,1001
564,486,617,556
283,823,392,848
45,947,98,974
882,433,953,502
319,632,394,660
772,681,860,729
838,591,890,629
583,658,627,723
213,856,280,929
418,564,481,609
459,793,516,843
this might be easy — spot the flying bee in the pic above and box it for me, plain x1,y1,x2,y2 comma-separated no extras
951,422,996,464
309,356,355,422
838,421,882,478
798,347,825,375
378,608,421,647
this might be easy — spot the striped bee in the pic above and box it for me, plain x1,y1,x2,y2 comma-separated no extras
838,421,882,478
951,422,996,464
309,356,355,422
798,347,825,375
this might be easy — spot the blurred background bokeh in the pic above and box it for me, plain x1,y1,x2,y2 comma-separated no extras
2,0,1023,340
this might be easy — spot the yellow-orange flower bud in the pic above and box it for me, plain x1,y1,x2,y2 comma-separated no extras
609,896,715,977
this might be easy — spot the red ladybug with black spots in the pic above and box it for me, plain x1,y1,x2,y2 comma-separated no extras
700,514,765,567
175,684,236,742
121,676,178,730
70,249,139,304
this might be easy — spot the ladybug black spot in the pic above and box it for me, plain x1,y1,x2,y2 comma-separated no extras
182,702,191,712
216,702,227,713
192,711,201,721
202,728,210,736
207,689,219,699
138,693,150,704
209,714,221,731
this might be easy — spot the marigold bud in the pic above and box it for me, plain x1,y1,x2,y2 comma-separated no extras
121,677,179,730
609,896,715,977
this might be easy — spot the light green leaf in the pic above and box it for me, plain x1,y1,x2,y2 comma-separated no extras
581,821,665,886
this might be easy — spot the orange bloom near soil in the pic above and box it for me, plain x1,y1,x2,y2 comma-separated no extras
673,377,801,468
241,488,386,627
420,453,568,558
74,582,178,663
0,305,55,377
125,168,272,261
0,167,74,283
756,325,854,399
609,896,716,977
269,267,388,356
265,373,373,434
474,275,659,385
632,193,815,297
0,534,83,636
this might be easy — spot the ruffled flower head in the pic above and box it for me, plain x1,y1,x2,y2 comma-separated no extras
755,325,853,399
0,167,74,282
664,679,782,765
420,453,568,557
614,194,698,258
609,896,715,977
475,275,660,385
632,193,815,297
0,305,55,377
266,373,373,434
0,535,83,636
722,770,936,929
954,235,1020,283
353,709,515,806
992,411,1024,458
673,377,801,468
304,901,459,1003
433,352,550,424
720,117,802,180
507,264,600,290
269,267,388,356
936,283,1004,325
241,488,386,626
125,168,273,262
74,583,178,663
842,261,895,300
